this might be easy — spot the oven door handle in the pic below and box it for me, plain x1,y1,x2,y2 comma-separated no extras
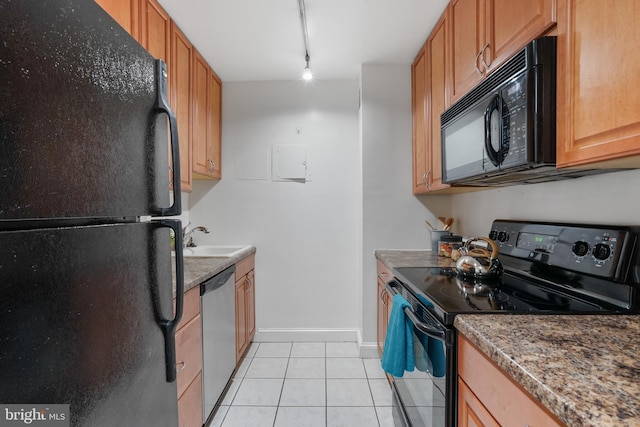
385,281,446,340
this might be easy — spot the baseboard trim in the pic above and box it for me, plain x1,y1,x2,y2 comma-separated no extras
254,328,380,359
254,328,359,343
358,342,379,359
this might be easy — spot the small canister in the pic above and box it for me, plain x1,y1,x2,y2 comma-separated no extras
439,234,462,258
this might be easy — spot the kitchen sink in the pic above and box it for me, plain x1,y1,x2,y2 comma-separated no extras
179,245,250,258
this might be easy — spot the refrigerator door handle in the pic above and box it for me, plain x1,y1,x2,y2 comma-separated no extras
154,219,184,383
152,59,182,217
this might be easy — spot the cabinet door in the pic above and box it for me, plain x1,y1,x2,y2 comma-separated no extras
192,50,210,177
171,23,193,192
376,278,393,358
458,379,500,427
427,13,450,192
175,313,202,399
458,335,564,426
95,0,139,39
557,0,640,167
193,57,222,180
484,0,555,72
377,279,387,357
412,45,429,194
235,276,247,363
178,372,203,427
449,0,485,104
207,70,222,179
139,0,170,64
246,270,256,341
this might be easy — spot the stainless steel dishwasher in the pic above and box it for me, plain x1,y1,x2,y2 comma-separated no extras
200,265,236,423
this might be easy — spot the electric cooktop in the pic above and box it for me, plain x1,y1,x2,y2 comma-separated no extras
391,220,640,326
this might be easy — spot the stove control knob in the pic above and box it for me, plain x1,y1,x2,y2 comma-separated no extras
593,243,612,261
497,231,509,242
572,241,590,257
489,230,498,241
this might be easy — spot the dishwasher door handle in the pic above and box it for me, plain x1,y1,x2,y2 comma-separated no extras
201,265,236,296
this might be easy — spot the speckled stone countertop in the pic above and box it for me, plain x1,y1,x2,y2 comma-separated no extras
455,315,640,427
374,249,455,269
172,246,256,297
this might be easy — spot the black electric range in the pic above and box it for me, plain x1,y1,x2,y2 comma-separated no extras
387,220,640,427
392,219,640,326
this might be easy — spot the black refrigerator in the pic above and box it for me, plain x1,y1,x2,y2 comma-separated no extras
0,1,185,426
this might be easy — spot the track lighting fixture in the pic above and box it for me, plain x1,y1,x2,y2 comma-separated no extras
298,0,312,80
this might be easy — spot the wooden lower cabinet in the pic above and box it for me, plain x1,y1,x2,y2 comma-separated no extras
376,278,391,358
458,380,499,427
457,335,564,427
376,260,393,357
235,254,256,363
174,286,203,427
178,372,203,427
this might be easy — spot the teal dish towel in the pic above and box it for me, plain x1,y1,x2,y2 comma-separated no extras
381,294,415,377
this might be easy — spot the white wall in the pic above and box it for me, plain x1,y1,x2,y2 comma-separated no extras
451,169,640,236
189,79,362,342
360,64,449,353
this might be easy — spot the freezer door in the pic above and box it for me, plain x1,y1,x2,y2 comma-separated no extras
0,0,180,221
0,222,180,426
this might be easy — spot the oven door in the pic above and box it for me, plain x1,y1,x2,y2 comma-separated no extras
386,282,456,427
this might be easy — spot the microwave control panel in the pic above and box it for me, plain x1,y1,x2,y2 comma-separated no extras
493,76,529,169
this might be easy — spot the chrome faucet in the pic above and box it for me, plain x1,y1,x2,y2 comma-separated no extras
182,225,210,247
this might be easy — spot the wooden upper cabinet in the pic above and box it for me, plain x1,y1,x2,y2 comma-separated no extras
170,23,193,192
412,45,428,194
448,0,556,104
413,12,450,194
192,51,210,178
139,0,171,64
485,0,556,72
556,0,640,168
449,0,485,104
95,0,139,39
193,53,222,180
427,13,450,192
206,70,222,179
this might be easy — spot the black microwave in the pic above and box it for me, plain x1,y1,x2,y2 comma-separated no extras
441,37,601,186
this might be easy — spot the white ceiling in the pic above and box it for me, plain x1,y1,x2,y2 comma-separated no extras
158,0,449,82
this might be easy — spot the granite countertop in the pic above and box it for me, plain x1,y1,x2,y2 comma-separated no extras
375,250,640,426
374,249,455,269
455,315,640,427
172,246,256,297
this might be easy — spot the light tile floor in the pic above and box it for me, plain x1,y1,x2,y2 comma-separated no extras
209,342,395,427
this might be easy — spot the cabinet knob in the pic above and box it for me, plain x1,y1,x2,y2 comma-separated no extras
207,159,215,172
175,361,186,373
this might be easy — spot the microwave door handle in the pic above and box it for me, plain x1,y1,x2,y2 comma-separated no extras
385,281,446,340
484,95,502,167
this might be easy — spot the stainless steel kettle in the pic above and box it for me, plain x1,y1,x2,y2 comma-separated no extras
455,237,503,280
